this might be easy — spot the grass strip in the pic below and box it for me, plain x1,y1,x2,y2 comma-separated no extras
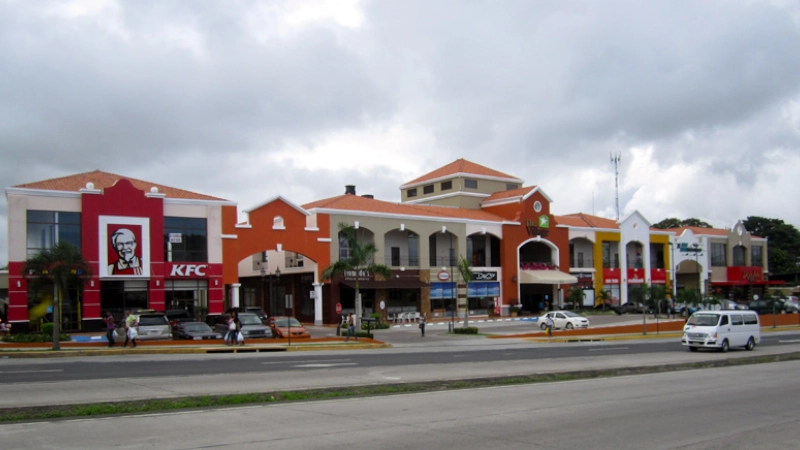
2,351,799,423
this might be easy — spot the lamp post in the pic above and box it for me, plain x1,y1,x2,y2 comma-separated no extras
260,266,266,313
263,266,281,318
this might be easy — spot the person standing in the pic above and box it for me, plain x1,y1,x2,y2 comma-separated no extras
103,311,116,348
123,310,138,348
225,313,236,346
345,313,357,342
419,313,426,337
545,314,554,339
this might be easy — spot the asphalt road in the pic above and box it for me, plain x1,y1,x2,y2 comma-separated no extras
2,332,800,383
3,360,799,450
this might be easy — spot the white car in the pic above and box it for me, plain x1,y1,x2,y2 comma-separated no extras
538,311,590,330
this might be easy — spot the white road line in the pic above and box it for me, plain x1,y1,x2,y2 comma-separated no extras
0,369,65,374
588,347,629,352
262,359,351,365
779,339,800,343
293,363,358,368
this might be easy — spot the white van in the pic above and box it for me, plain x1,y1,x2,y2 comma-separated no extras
682,310,760,352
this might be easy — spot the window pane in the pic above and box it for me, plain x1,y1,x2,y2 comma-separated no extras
27,210,54,222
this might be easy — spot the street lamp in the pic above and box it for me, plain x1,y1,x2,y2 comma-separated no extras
260,266,266,313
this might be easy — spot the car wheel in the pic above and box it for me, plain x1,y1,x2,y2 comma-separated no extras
688,346,698,352
566,323,574,330
540,323,548,330
720,339,729,353
745,337,755,351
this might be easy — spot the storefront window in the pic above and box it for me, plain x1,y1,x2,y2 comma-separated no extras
165,280,208,315
164,217,207,262
100,281,148,321
26,210,81,257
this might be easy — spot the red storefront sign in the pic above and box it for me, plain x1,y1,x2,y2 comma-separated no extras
603,268,621,284
727,266,763,283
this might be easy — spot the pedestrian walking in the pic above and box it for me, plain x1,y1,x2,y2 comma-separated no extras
225,313,236,345
124,310,138,348
345,313,357,341
419,313,426,337
545,314,554,339
104,311,116,348
234,311,244,346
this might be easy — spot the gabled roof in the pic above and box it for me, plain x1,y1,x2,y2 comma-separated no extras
11,170,227,201
663,226,731,237
303,193,508,223
400,158,522,188
483,186,538,202
555,213,619,229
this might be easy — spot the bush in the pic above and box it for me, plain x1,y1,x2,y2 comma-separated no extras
452,327,479,335
41,323,53,335
2,333,71,343
362,322,390,330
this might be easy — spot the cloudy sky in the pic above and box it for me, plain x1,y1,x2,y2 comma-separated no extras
2,0,800,266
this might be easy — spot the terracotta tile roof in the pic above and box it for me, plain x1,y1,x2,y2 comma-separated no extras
555,213,619,229
12,170,227,201
662,226,731,237
483,186,537,202
400,159,522,187
303,194,507,222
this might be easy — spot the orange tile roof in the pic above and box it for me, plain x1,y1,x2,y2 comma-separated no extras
303,194,508,222
555,213,619,229
400,159,522,187
12,170,228,201
483,186,537,202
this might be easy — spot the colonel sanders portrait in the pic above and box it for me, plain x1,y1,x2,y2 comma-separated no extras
107,228,143,275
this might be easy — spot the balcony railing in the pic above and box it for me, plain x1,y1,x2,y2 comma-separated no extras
430,256,457,267
385,256,421,267
520,260,558,270
569,257,594,268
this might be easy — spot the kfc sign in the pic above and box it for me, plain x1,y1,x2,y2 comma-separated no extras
169,264,208,278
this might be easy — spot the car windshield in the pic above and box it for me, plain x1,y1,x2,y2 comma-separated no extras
239,314,263,325
275,318,302,327
687,313,720,326
138,315,168,326
183,323,211,333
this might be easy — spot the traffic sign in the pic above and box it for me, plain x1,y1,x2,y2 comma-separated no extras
335,303,342,314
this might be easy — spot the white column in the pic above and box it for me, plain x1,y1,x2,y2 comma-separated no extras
313,283,323,326
230,283,241,309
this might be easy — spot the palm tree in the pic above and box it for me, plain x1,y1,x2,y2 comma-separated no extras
321,223,391,328
456,255,474,327
22,242,92,350
567,286,585,311
595,289,612,311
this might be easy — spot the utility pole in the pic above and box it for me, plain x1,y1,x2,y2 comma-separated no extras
610,153,622,221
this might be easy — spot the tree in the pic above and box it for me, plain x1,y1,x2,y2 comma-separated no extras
595,289,612,310
566,286,585,311
649,284,667,318
321,223,391,328
743,216,800,274
21,242,92,350
652,218,713,229
456,255,474,327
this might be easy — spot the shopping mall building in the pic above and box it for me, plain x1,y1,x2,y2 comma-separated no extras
3,159,779,332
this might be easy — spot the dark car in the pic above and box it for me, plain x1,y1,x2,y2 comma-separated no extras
165,309,196,328
613,302,650,315
214,312,272,339
748,298,786,315
173,321,222,340
244,307,268,324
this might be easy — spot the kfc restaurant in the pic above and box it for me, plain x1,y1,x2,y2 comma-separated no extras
5,171,234,333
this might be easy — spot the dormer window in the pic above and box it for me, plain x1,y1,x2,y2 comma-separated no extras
423,184,434,194
465,179,478,189
441,180,452,191
407,188,417,198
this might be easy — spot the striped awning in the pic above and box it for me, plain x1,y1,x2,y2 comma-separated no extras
519,270,578,285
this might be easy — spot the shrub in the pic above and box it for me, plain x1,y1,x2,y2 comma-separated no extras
2,333,71,343
452,327,479,335
41,323,54,335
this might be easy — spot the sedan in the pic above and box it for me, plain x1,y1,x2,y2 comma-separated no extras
266,316,311,339
538,311,590,330
173,322,222,341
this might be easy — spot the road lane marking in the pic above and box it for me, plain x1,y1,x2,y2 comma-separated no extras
778,339,800,343
262,359,351,365
0,369,65,374
588,347,629,351
293,363,358,368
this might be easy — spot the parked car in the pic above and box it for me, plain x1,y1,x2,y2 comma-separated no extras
173,321,222,341
266,316,311,339
748,298,786,315
117,312,171,341
165,309,196,328
782,297,799,313
213,312,272,339
244,307,268,324
537,311,590,330
612,302,650,315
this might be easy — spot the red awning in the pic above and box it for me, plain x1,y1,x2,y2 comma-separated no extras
711,280,786,286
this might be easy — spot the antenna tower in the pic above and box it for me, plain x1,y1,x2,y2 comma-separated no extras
610,152,621,221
